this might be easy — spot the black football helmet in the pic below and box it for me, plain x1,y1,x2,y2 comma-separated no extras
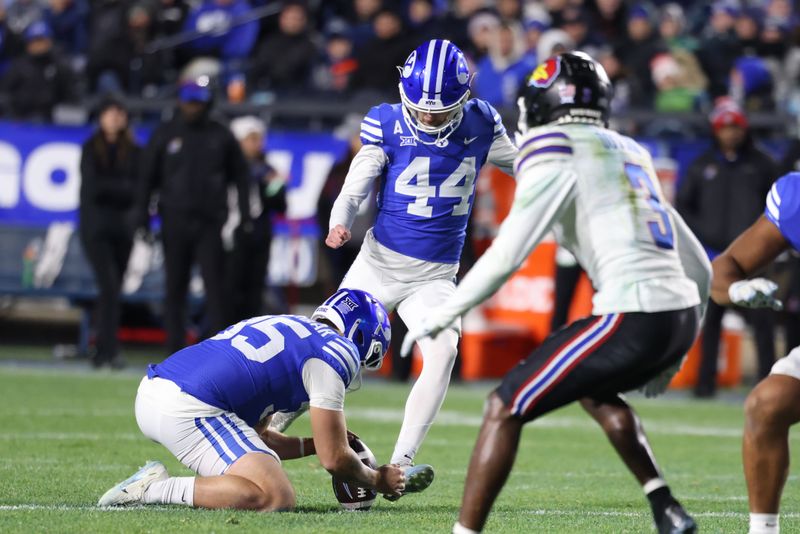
517,51,613,133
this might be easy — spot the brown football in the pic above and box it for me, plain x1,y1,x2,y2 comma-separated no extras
331,437,378,511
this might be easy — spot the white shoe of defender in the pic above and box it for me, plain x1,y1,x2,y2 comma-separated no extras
97,461,168,507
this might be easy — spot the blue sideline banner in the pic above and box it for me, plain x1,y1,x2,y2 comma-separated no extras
0,121,785,286
0,121,348,286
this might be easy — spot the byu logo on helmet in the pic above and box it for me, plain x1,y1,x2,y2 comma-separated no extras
402,51,417,78
398,39,471,145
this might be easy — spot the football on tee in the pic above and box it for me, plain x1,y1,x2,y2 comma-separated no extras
331,437,378,511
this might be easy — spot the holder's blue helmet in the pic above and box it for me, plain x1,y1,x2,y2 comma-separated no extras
312,289,391,370
398,39,471,144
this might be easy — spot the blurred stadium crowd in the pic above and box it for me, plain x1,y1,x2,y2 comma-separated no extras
0,0,799,122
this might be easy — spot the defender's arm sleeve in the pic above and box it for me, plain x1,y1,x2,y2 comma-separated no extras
328,144,387,231
487,133,518,176
434,163,577,327
669,205,712,317
301,359,346,411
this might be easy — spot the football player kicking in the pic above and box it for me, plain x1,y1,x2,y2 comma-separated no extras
402,53,710,534
710,172,800,534
322,39,518,482
97,289,426,511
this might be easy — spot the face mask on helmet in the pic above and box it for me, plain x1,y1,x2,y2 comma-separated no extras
398,39,471,145
311,289,391,372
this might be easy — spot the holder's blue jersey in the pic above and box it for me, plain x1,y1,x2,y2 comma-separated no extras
360,99,506,264
147,315,360,426
765,172,800,251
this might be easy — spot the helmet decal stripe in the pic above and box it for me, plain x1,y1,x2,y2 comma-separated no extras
324,291,348,307
423,39,437,99
434,40,450,96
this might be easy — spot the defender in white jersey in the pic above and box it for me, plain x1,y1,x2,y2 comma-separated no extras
402,53,710,534
323,39,518,476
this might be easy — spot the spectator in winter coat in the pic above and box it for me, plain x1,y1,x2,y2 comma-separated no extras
44,0,88,56
79,96,141,369
180,0,258,75
0,20,75,120
676,101,778,397
250,1,317,93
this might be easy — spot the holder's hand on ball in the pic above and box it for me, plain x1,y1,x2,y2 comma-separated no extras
326,225,351,249
376,464,405,498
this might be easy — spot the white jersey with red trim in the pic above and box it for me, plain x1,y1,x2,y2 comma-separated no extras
427,123,707,330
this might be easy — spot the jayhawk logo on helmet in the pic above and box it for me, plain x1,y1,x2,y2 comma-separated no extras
529,56,561,89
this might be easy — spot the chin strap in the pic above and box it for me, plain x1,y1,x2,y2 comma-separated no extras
401,105,464,146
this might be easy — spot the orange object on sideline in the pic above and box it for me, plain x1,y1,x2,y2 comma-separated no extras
460,331,538,380
669,329,742,388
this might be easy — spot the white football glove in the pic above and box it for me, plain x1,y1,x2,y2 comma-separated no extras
728,278,783,311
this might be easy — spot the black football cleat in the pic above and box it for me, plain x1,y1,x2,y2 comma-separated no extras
656,500,697,534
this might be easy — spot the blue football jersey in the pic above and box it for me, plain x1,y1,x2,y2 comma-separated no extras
147,315,360,426
360,99,506,264
765,172,800,251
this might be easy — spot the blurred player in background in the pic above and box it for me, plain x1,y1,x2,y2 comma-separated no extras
225,115,286,324
710,172,800,534
97,289,426,511
323,39,518,484
403,53,710,534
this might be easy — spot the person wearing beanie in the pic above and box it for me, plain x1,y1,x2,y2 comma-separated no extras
615,3,668,108
224,116,286,324
676,100,778,398
735,7,764,55
697,2,743,99
730,55,775,111
651,52,702,112
136,77,252,355
0,19,75,120
535,27,575,64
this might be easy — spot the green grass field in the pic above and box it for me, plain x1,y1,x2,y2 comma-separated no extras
1,361,799,533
